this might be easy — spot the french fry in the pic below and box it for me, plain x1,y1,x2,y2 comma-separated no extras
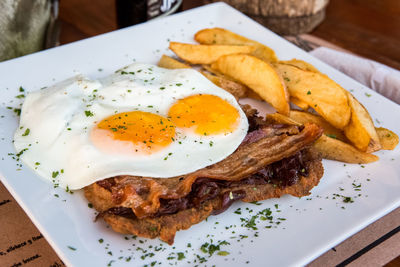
246,89,263,101
158,55,190,69
290,97,309,110
288,110,347,141
211,54,289,114
158,55,247,99
274,63,351,129
266,112,378,164
194,28,278,62
169,42,255,64
376,127,398,150
265,113,301,126
344,92,381,153
280,59,319,73
314,135,379,164
201,72,247,99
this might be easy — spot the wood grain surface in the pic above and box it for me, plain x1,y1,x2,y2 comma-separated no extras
59,0,400,70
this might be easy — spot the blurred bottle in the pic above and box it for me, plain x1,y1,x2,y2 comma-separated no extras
116,0,183,28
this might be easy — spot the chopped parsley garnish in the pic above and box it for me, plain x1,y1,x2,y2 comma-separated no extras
365,93,372,97
22,128,30,136
307,90,311,95
19,86,25,92
52,171,59,178
67,246,76,251
177,252,185,260
85,110,94,117
175,83,182,86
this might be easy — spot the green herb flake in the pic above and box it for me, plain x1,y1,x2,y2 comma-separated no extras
22,128,30,136
365,93,372,97
307,90,311,95
177,252,185,260
98,238,104,243
67,246,76,251
85,110,94,117
52,171,59,178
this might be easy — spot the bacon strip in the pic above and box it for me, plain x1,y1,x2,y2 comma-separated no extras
85,123,323,219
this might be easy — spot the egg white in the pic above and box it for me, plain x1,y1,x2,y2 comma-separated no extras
14,63,248,189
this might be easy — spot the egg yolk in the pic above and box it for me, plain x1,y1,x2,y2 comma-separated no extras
168,94,239,135
91,111,176,154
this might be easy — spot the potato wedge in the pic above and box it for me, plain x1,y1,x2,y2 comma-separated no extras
265,113,301,126
344,92,381,153
169,42,255,64
376,127,399,150
201,72,247,99
274,63,351,129
290,97,309,110
158,55,247,99
280,59,319,73
195,28,278,62
288,110,347,141
211,54,289,114
314,135,379,164
158,55,190,69
246,89,263,101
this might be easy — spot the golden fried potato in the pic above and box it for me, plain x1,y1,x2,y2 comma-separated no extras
158,55,190,69
265,113,301,126
212,54,289,114
290,97,309,110
376,127,398,150
288,110,347,141
274,63,351,129
169,42,255,64
158,55,246,99
201,72,247,99
266,111,378,164
194,28,278,62
344,92,381,153
246,89,263,101
279,59,319,73
314,135,379,164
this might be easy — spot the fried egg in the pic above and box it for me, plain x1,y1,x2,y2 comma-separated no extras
13,63,248,189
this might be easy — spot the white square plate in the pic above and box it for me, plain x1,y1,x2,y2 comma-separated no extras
1,3,399,266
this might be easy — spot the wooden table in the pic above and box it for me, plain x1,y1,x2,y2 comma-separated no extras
59,0,400,70
20,0,398,266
